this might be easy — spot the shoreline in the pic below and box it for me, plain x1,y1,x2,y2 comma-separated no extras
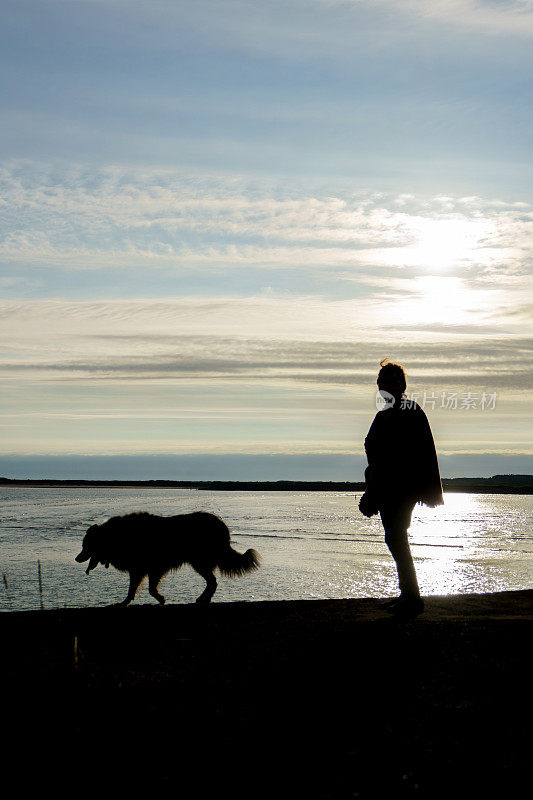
3,590,531,796
3,586,531,621
1,477,532,493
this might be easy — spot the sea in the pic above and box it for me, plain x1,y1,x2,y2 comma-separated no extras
1,486,531,611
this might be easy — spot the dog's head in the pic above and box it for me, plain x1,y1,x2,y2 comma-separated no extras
75,523,109,575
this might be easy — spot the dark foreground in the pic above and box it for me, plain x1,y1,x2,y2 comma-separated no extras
2,591,531,799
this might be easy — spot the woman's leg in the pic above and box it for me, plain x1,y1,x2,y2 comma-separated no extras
380,500,420,599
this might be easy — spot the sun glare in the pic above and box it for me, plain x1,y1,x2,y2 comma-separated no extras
415,275,466,323
381,217,491,271
387,274,482,327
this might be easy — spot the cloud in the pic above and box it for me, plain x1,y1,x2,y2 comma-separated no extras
1,293,530,459
373,0,533,37
1,296,530,388
1,162,531,278
64,1,533,54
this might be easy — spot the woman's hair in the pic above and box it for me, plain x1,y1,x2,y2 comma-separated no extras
377,359,406,392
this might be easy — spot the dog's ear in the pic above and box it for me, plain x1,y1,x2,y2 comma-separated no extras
85,555,99,574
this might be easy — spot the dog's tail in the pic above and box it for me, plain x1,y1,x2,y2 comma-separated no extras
217,545,261,578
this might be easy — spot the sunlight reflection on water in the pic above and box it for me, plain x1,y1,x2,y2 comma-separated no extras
411,493,532,596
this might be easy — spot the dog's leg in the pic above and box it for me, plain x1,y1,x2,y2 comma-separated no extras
194,568,217,604
118,571,144,606
148,572,166,605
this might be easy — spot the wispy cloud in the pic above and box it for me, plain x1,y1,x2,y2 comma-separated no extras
1,296,530,388
374,0,533,36
1,163,531,279
69,1,533,53
1,296,530,458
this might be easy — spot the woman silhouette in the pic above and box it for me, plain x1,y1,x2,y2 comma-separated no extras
359,360,443,617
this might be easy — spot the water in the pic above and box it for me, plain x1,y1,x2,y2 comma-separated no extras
0,487,531,611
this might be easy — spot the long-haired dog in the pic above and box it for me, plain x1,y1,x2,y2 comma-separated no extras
75,511,260,605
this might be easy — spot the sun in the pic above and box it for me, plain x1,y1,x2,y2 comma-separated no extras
411,218,485,269
380,216,492,272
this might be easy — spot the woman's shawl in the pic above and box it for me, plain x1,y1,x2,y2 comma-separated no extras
364,399,443,509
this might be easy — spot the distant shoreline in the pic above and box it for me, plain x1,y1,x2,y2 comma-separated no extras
1,476,532,493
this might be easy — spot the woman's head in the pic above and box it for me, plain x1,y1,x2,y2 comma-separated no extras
377,359,406,398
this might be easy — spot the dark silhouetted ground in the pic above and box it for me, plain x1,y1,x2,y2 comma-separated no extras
2,590,530,798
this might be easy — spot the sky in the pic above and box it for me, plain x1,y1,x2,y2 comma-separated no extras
1,0,532,480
